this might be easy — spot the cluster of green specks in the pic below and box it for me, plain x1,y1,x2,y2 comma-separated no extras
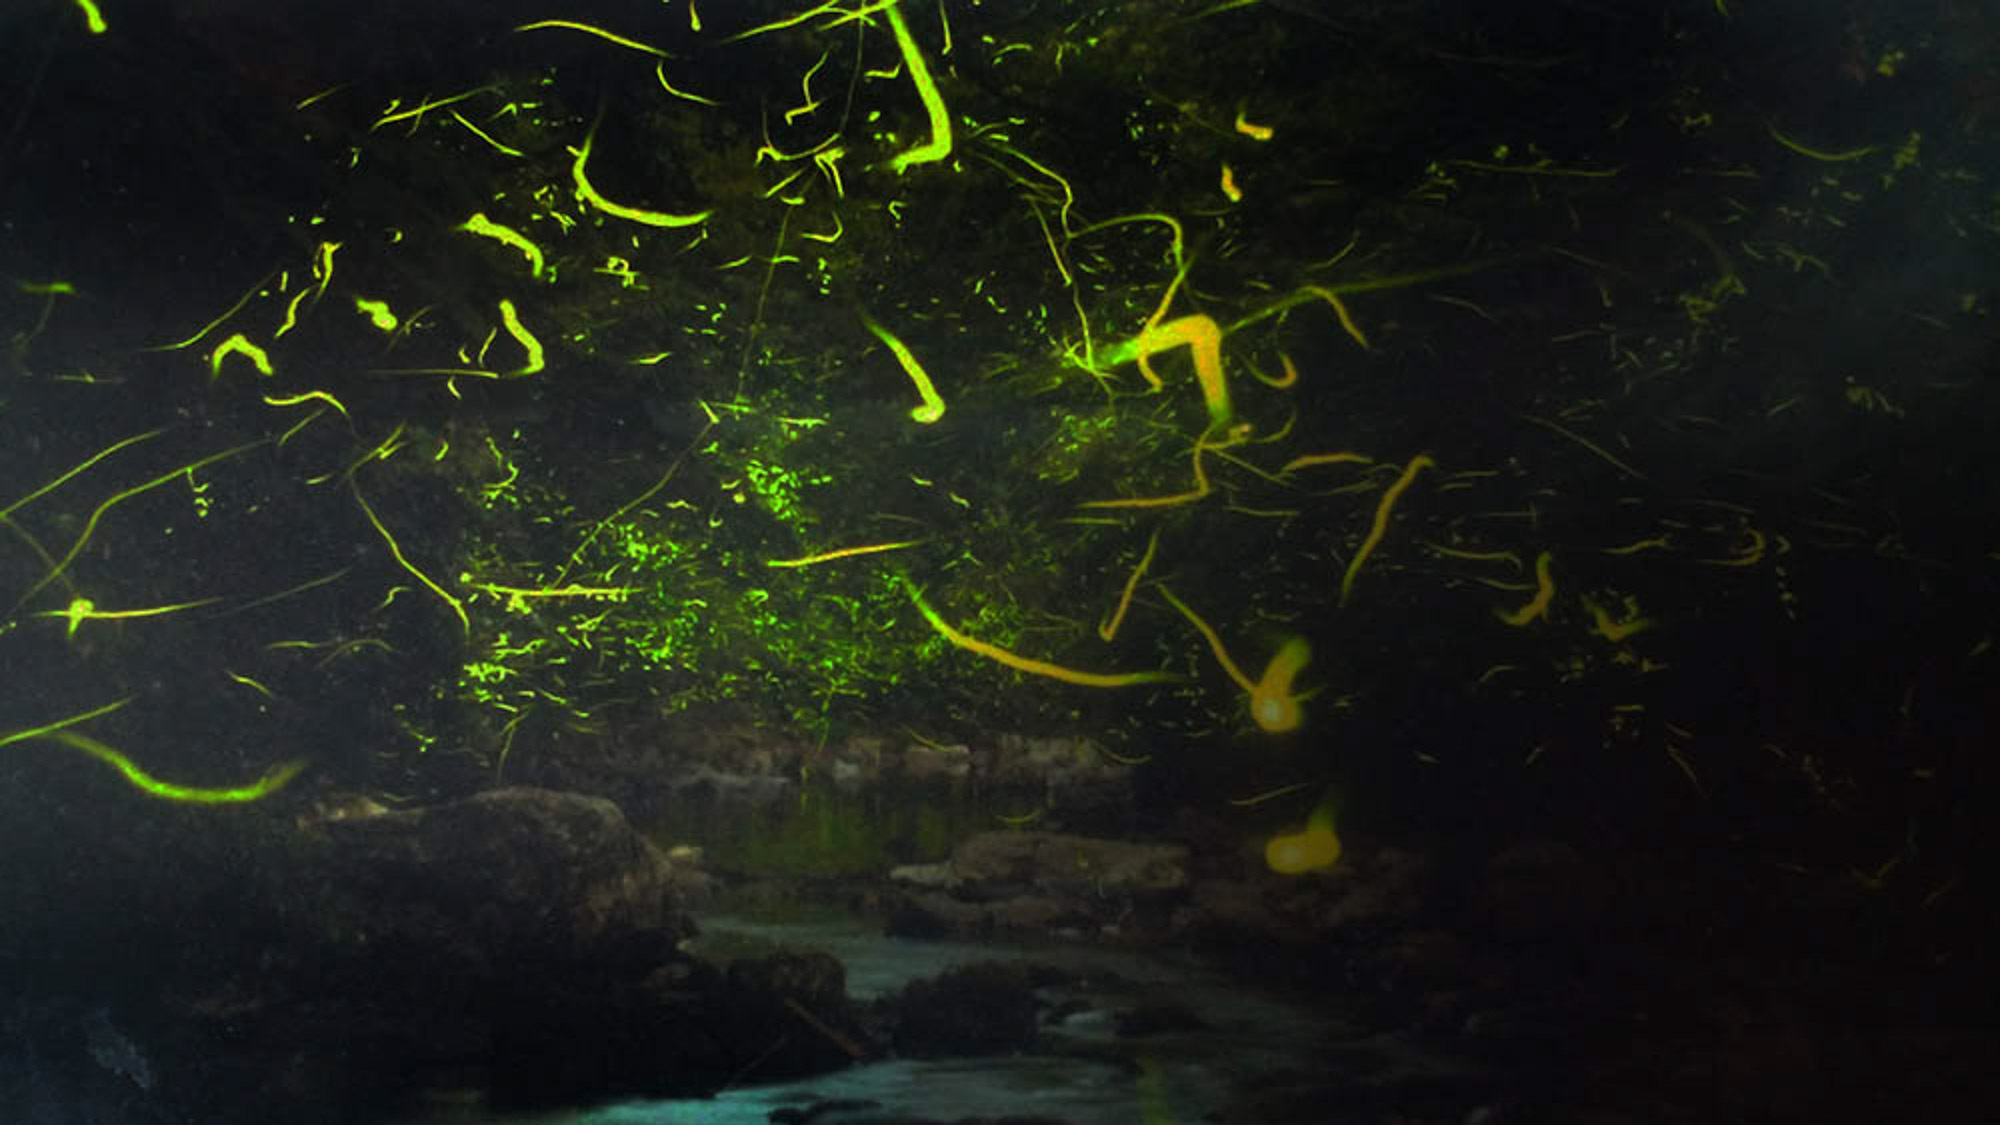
737,455,831,527
441,394,948,750
1028,407,1124,484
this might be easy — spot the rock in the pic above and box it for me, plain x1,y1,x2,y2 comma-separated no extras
888,861,958,889
156,787,776,1117
886,962,1041,1058
721,950,871,1076
948,831,1188,898
882,831,1189,941
297,786,689,973
894,739,973,782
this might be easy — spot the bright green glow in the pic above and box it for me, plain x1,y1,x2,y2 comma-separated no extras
37,595,221,639
907,583,1178,688
353,297,399,331
148,272,274,353
311,241,341,297
451,111,525,157
12,439,267,612
742,457,830,523
0,429,160,520
210,333,274,379
263,389,351,418
372,87,495,132
41,731,305,804
767,540,922,568
462,579,637,612
858,312,945,423
274,288,308,337
515,19,671,59
570,121,712,228
0,698,132,751
225,670,275,698
724,0,870,42
458,213,545,278
3,699,301,803
883,2,952,173
14,279,77,295
352,479,470,633
496,300,545,374
72,0,107,34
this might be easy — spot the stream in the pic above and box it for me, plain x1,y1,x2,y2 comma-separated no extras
396,912,1488,1125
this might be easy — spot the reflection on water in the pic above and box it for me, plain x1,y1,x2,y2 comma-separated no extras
400,913,1473,1125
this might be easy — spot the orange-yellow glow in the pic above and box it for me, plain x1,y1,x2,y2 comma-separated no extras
767,539,922,568
1265,799,1340,874
1280,450,1371,474
1234,111,1275,141
1340,453,1436,607
1079,429,1236,510
907,585,1176,689
1299,285,1370,349
1160,587,1310,733
1496,550,1556,626
1249,637,1311,733
1098,527,1161,641
1134,314,1231,429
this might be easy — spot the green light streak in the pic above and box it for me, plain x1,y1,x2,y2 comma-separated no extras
3,696,298,800
906,583,1178,689
724,0,865,42
212,566,350,619
0,698,133,751
14,279,76,296
12,438,269,612
36,594,222,639
225,670,275,698
497,299,545,374
858,312,945,423
654,61,720,107
883,1,953,173
0,429,161,520
515,19,671,59
463,580,639,612
263,389,350,418
371,85,498,132
209,333,274,379
72,0,107,35
451,111,525,157
352,479,469,633
40,731,305,804
570,119,712,229
458,213,545,277
147,271,277,352
767,540,923,568
353,297,399,331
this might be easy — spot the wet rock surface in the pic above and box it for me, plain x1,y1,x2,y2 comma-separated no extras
8,775,1996,1125
2,788,863,1123
885,830,1190,941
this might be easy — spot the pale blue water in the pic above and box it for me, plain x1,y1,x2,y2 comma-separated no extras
398,914,1474,1125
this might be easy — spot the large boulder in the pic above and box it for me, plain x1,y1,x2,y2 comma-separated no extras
0,786,833,1124
290,786,691,977
189,787,723,1116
